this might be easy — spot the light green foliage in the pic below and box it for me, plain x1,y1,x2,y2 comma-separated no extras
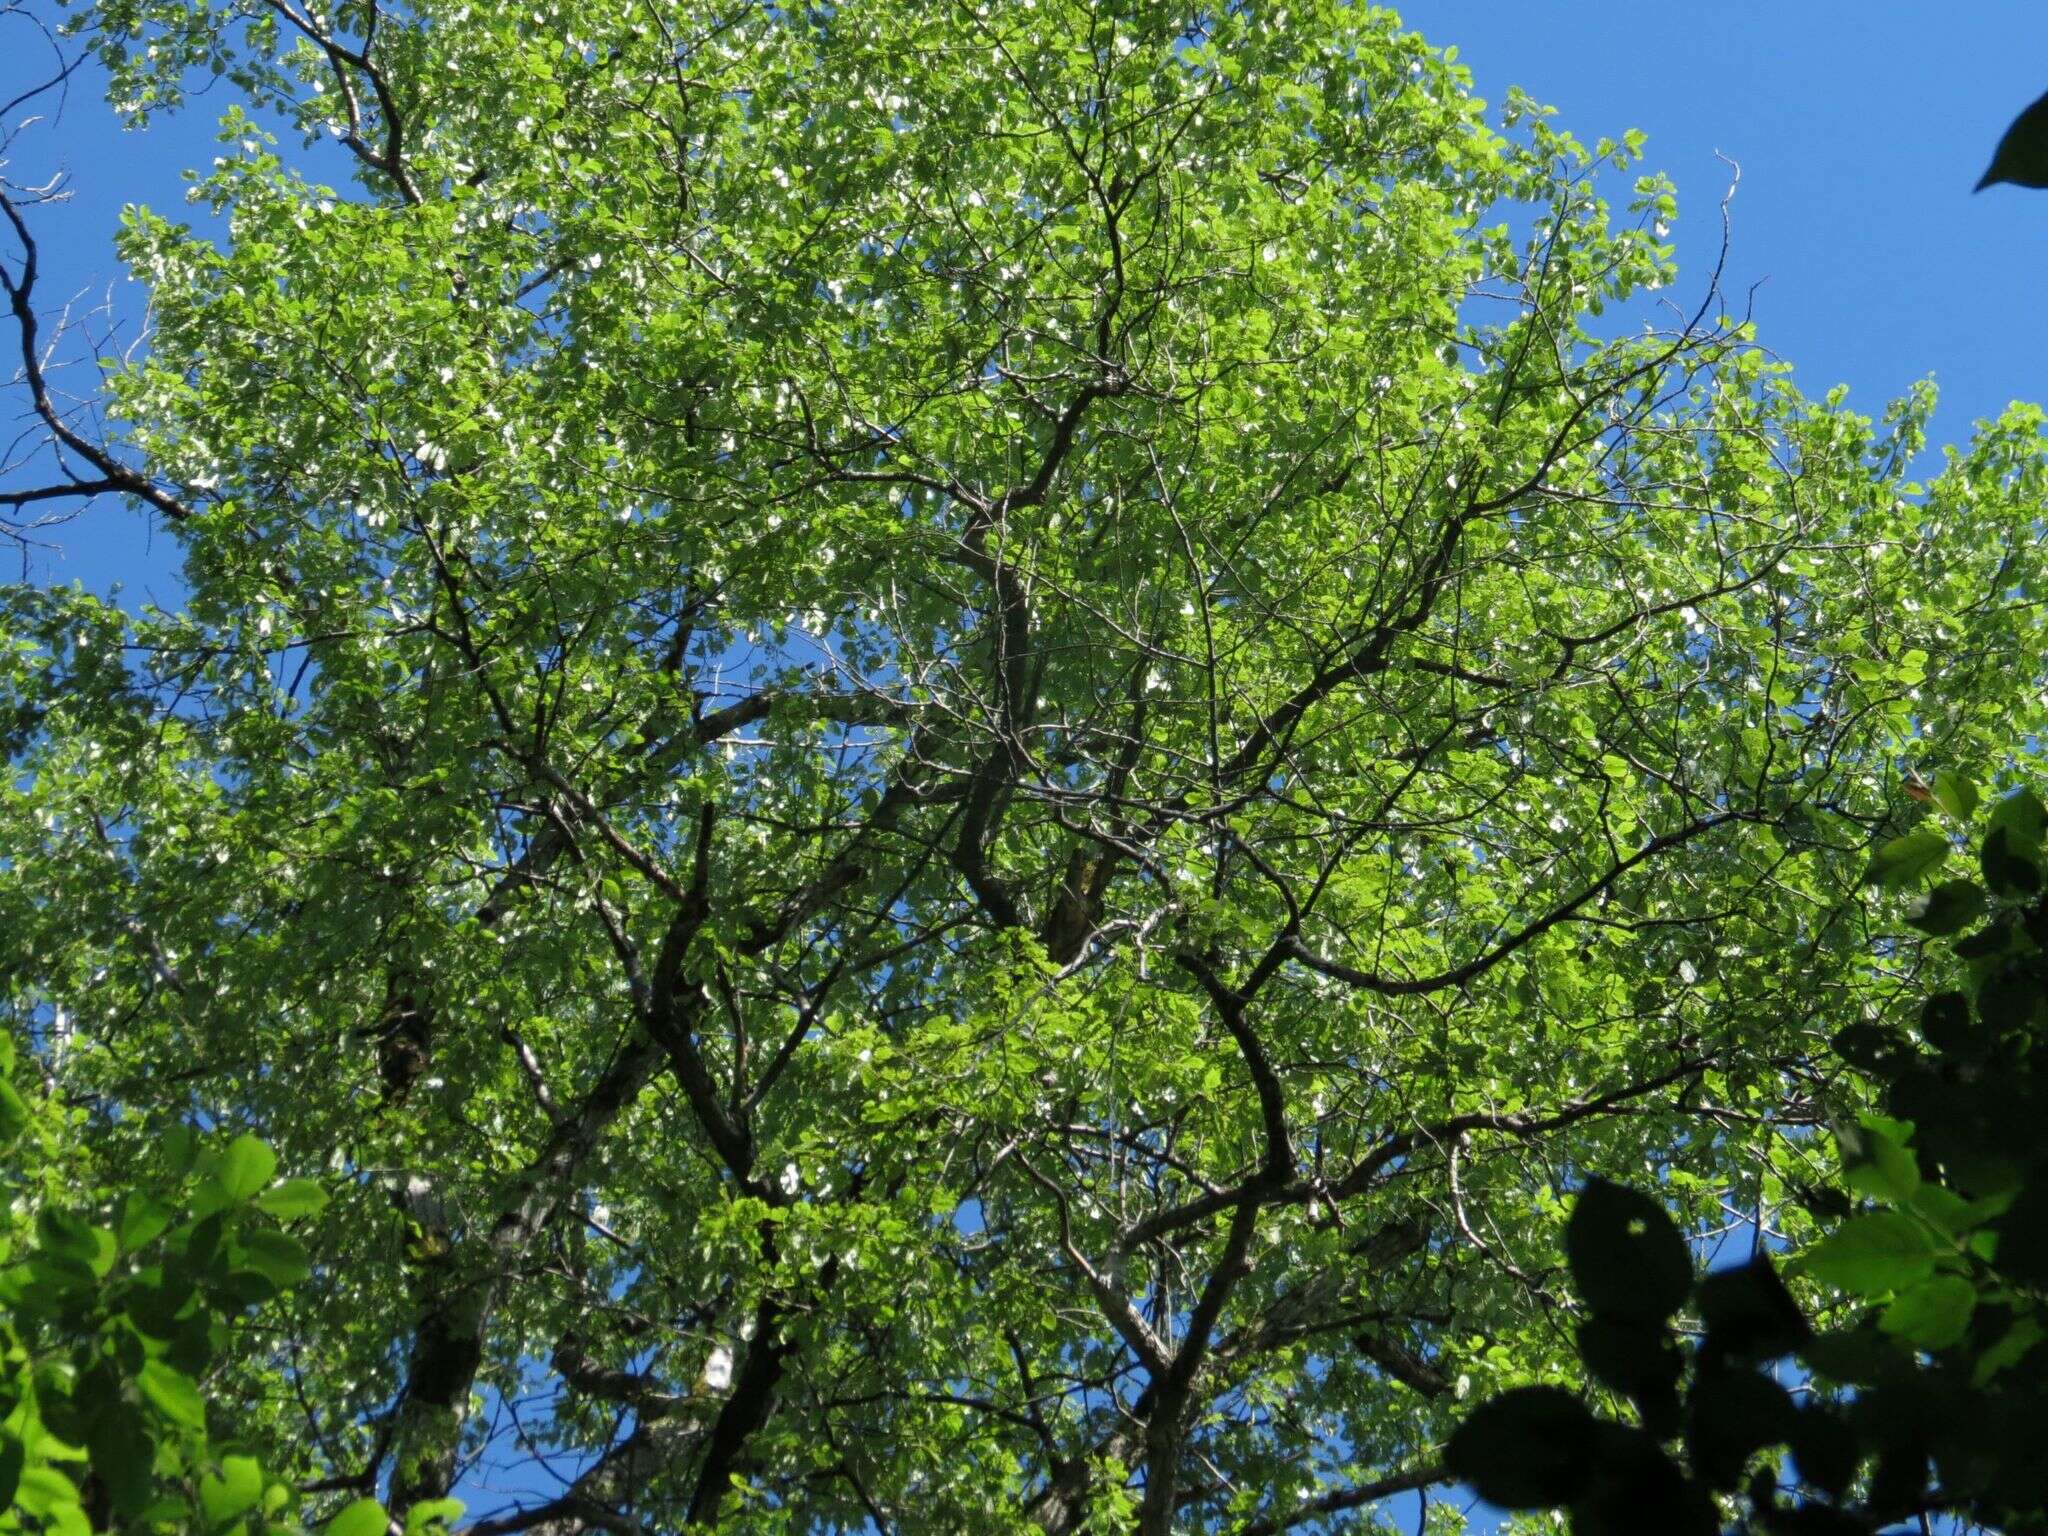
0,1038,313,1534
3,1,2047,1532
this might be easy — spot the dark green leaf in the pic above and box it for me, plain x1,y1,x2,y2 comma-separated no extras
1918,992,1974,1054
236,1228,312,1288
1903,878,1986,935
1986,785,2045,851
1979,825,2042,898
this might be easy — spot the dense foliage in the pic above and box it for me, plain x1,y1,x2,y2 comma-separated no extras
5,1,2048,1531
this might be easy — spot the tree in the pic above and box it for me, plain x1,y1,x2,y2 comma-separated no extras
4,2,2048,1531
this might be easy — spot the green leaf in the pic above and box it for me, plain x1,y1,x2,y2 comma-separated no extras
1931,769,1979,821
1862,828,1948,890
200,1454,264,1523
1902,878,1985,936
0,1439,21,1509
136,1360,207,1432
36,1208,101,1267
1877,1275,1975,1350
1795,1213,1941,1295
0,1080,29,1145
14,1465,82,1520
237,1229,312,1288
118,1191,175,1253
327,1500,390,1536
1985,786,2045,852
1845,1116,1922,1203
404,1497,466,1535
254,1178,329,1219
215,1134,277,1203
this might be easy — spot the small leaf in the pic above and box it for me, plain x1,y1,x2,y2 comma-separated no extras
1862,828,1948,890
136,1360,206,1432
201,1454,264,1524
216,1135,278,1203
1446,1386,1598,1508
327,1497,390,1536
1566,1178,1692,1324
1877,1275,1975,1350
255,1178,329,1220
404,1496,466,1535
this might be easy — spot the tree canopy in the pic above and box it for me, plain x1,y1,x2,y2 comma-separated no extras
4,1,2048,1532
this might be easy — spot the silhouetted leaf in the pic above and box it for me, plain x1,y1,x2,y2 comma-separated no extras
1572,1424,1717,1536
1978,966,2043,1033
1788,1405,1859,1499
1697,1258,1810,1362
1446,1387,1598,1508
1576,1316,1683,1430
1992,1181,2048,1286
1685,1364,1796,1490
1831,1022,1905,1073
1979,825,2041,898
1953,918,2019,960
1566,1179,1692,1324
1918,992,1974,1054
